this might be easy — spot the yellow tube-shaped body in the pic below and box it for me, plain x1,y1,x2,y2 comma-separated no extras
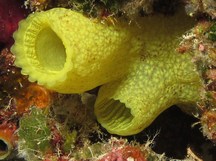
94,10,203,135
11,8,142,93
95,54,202,135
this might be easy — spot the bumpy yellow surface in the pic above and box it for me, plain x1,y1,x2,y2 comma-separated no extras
94,9,203,135
11,8,142,93
12,7,203,136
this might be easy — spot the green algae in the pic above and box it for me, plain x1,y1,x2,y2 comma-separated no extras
18,108,51,160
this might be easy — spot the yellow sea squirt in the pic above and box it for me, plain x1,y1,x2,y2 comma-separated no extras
11,8,203,136
94,9,203,135
11,8,142,93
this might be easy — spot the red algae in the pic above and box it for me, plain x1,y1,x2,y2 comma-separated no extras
0,48,29,105
0,0,29,47
98,145,147,161
0,48,53,113
201,110,216,143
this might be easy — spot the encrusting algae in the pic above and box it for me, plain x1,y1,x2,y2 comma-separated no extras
12,7,204,136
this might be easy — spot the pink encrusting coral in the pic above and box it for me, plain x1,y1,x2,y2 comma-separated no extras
98,145,147,161
0,0,29,47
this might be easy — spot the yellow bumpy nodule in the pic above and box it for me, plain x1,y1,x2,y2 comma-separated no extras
11,8,142,93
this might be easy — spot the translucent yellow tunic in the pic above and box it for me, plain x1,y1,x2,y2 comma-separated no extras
12,8,203,136
94,9,203,135
11,8,142,93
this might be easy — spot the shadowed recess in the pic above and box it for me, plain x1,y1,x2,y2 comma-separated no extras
35,27,66,71
0,140,8,157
